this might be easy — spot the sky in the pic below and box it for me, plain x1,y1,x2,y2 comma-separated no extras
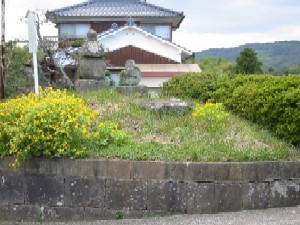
2,0,300,51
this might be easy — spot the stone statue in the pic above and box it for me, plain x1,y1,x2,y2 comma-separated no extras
74,29,109,91
119,59,142,86
76,29,107,80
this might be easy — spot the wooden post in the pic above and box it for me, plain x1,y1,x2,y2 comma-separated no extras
1,0,5,99
26,10,39,94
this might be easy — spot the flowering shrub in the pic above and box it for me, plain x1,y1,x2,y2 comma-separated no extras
0,87,128,165
93,121,128,146
192,102,229,131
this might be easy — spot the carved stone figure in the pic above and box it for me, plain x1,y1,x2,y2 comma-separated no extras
119,59,142,86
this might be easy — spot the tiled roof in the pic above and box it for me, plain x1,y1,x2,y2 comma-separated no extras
47,0,184,18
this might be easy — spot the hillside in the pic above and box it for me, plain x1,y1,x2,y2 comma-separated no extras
195,41,300,70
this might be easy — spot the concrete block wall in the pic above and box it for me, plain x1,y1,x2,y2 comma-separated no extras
0,157,299,221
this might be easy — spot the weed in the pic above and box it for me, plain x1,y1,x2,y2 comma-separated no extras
79,89,298,162
115,211,124,220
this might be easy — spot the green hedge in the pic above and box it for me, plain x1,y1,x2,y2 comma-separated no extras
213,75,300,145
162,72,229,102
162,74,300,146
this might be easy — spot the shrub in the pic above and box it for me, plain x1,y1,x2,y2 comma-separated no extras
70,39,85,47
163,72,300,146
162,72,230,102
5,41,33,97
0,87,128,165
212,75,300,145
192,102,229,131
187,57,235,75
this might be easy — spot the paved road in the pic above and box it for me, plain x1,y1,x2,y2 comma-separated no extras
1,206,300,225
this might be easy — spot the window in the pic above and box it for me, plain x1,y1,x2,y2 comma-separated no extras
60,24,90,38
140,25,171,40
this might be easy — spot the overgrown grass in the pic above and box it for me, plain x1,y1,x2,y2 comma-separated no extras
80,90,299,162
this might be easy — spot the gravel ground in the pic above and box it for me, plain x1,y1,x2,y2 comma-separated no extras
1,206,300,225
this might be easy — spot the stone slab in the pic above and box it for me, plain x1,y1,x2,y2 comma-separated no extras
184,163,214,181
43,207,85,222
84,208,115,220
116,86,148,97
269,181,300,208
205,163,243,181
106,179,147,210
0,157,24,176
77,44,106,76
217,163,243,181
84,208,147,220
215,182,243,212
63,159,96,178
65,178,105,207
133,161,167,180
280,162,300,180
24,158,55,176
94,159,108,178
169,162,243,182
242,162,281,182
25,176,64,206
242,183,270,209
141,99,192,115
75,79,109,92
106,160,133,179
0,176,24,204
0,204,41,221
186,182,216,214
166,162,188,181
147,180,186,212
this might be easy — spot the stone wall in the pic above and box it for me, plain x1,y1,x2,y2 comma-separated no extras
0,157,299,222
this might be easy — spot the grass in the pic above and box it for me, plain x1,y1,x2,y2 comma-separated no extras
79,89,299,162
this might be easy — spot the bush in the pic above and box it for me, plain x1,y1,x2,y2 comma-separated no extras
162,72,230,102
0,87,128,165
212,75,300,145
192,102,229,131
70,39,85,47
162,72,300,146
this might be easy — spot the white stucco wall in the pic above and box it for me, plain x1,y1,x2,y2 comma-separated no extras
99,28,182,63
140,77,170,88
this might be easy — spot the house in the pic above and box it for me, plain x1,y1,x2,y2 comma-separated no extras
46,0,201,87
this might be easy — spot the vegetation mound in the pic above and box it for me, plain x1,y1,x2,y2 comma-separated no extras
162,73,300,146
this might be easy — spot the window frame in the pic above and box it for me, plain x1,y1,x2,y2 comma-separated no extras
140,24,172,40
59,23,91,39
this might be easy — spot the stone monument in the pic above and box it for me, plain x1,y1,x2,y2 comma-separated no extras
116,59,147,96
75,29,109,91
119,59,142,86
141,98,193,115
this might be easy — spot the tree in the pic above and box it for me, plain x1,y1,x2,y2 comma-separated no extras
277,64,300,75
4,41,32,97
187,57,235,75
235,48,263,74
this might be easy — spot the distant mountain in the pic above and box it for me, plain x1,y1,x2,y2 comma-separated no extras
195,41,300,70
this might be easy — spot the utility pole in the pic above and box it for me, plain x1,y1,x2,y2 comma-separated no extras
1,0,5,99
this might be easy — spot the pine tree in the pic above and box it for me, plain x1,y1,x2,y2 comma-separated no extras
236,48,263,74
